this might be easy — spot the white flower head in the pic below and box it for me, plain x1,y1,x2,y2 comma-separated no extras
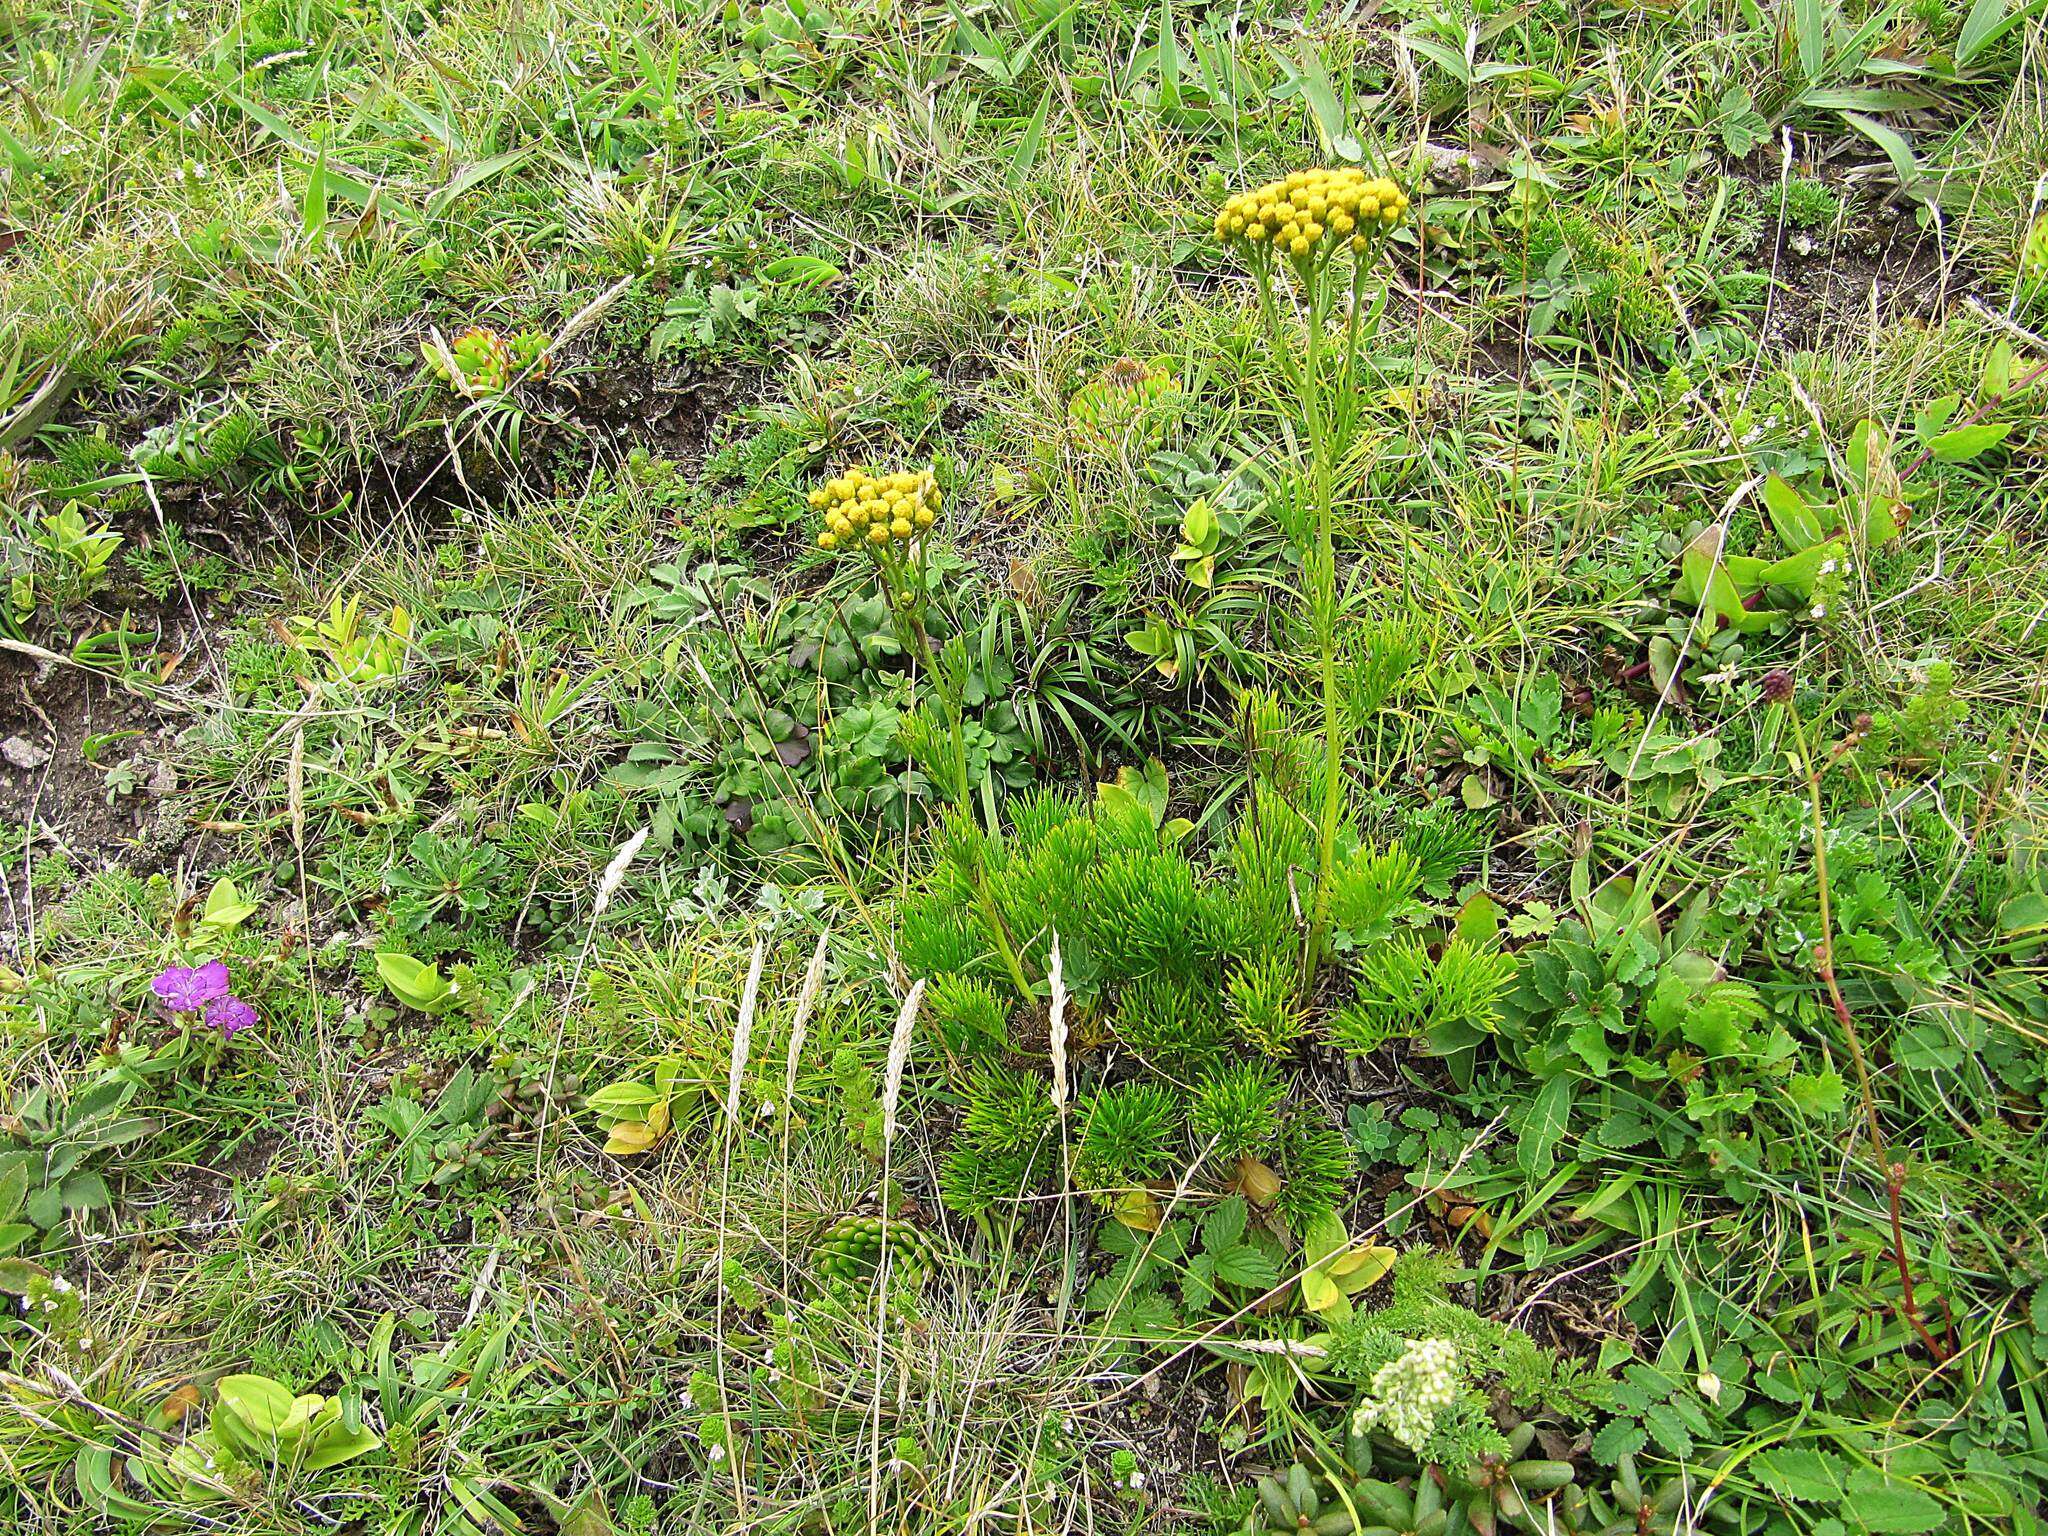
1350,1338,1461,1454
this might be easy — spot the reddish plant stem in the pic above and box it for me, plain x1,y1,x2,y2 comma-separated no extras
1790,705,1952,1364
1895,354,2048,487
1885,1158,1953,1363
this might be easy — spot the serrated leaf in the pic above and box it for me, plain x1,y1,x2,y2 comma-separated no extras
1753,1448,1847,1501
1212,1244,1281,1290
61,1171,111,1213
1590,1419,1647,1465
1593,1113,1652,1148
1844,1469,1945,1532
1788,1068,1847,1116
1569,1018,1616,1075
1117,1291,1179,1337
1642,1401,1694,1456
1201,1195,1248,1253
1522,674,1563,747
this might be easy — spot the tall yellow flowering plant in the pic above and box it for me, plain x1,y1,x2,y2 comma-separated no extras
1213,167,1411,977
809,466,970,803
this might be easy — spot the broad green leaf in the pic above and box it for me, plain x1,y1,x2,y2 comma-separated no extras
301,1422,382,1471
761,255,843,289
60,1171,111,1213
586,1082,663,1115
0,1162,25,1223
1762,473,1826,550
1843,112,1925,199
216,1375,299,1439
1925,422,2010,462
601,1120,663,1156
1957,0,2048,63
1794,0,1825,80
0,1257,48,1291
374,952,459,1014
1517,1074,1573,1179
1005,92,1051,189
201,877,260,930
1758,540,1846,598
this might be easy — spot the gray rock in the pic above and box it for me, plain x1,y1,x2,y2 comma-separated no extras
1,735,51,770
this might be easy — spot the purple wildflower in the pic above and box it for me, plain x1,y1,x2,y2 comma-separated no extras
152,961,231,1012
205,995,257,1040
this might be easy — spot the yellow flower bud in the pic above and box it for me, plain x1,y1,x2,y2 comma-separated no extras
818,532,837,550
915,508,935,528
867,524,889,545
891,517,913,537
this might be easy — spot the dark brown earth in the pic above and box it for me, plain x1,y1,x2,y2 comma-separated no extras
1,651,184,944
1,346,748,950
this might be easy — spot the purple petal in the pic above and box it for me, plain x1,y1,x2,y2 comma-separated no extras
152,967,202,1010
152,961,232,1012
205,995,257,1039
187,960,232,1004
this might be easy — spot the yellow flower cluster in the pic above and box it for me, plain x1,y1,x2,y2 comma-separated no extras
809,468,941,552
1212,168,1410,262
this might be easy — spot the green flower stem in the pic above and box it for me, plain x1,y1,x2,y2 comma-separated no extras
1286,250,1373,982
975,876,1037,1007
872,544,969,806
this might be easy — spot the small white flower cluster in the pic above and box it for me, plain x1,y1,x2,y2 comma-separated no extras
24,1274,75,1314
1350,1337,1460,1454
